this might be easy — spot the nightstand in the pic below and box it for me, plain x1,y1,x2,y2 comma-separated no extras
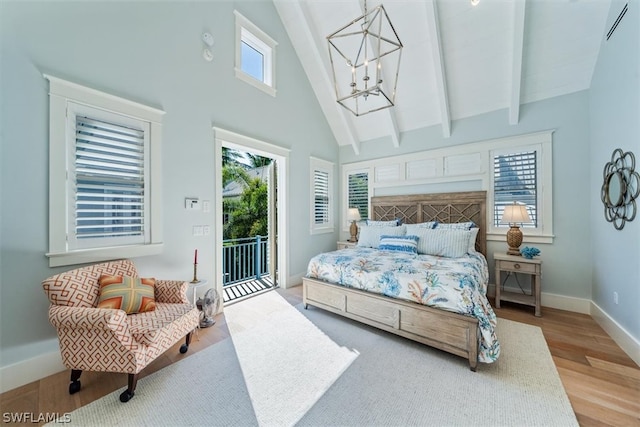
494,253,542,317
337,240,357,250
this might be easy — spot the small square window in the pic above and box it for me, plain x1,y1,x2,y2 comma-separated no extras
234,11,277,97
241,40,264,81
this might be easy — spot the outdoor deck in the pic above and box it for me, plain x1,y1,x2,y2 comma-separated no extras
223,275,274,304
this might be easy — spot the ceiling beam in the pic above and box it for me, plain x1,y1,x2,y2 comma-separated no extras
273,0,361,155
424,0,451,138
509,0,526,125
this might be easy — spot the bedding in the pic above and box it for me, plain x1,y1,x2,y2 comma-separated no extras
306,247,500,363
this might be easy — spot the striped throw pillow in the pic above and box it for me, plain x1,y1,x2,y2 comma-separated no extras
379,235,419,254
413,228,472,258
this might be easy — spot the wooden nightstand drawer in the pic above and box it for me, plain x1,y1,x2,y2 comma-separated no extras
497,260,539,274
337,241,357,250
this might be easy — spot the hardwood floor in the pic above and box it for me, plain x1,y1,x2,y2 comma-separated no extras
2,286,638,426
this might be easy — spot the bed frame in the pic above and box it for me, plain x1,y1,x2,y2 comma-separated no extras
303,191,487,371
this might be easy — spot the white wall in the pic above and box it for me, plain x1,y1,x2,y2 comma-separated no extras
0,0,339,382
589,0,640,344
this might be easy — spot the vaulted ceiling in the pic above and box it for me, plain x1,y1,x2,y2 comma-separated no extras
274,0,612,154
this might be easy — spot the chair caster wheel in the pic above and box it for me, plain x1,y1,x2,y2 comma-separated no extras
69,380,81,395
179,344,189,354
119,390,135,402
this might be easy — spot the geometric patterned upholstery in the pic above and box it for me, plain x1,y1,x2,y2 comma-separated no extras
43,259,200,376
42,259,138,308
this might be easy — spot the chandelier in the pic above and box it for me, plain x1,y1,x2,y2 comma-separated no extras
327,1,403,116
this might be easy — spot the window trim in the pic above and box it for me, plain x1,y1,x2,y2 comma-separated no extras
44,74,165,267
310,156,335,235
234,10,277,97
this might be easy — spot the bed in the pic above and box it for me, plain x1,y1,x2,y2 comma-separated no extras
302,191,499,371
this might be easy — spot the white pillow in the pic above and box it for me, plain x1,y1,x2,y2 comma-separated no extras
468,227,480,253
405,222,437,233
412,228,471,258
357,224,406,248
436,221,476,230
366,219,399,227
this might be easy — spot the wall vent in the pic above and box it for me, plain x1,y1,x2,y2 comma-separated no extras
606,2,628,41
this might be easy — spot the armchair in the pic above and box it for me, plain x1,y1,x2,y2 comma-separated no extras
42,259,200,402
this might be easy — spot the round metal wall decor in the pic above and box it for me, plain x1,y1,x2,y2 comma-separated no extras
601,148,640,230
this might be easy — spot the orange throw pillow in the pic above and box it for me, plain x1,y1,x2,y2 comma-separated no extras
97,275,156,314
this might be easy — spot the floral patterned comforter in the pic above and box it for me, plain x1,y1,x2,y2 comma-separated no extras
306,247,500,363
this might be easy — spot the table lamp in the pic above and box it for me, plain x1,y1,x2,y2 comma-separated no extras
347,208,361,242
500,202,531,256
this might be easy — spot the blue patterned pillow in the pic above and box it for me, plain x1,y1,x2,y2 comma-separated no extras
378,235,419,254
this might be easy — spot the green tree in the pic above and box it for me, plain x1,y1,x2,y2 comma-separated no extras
245,153,272,168
223,177,268,240
222,147,243,166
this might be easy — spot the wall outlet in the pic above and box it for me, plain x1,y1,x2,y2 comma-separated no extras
613,291,619,305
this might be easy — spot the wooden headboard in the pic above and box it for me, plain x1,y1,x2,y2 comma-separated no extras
371,191,487,256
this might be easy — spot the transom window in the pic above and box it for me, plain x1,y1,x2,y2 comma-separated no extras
234,11,277,97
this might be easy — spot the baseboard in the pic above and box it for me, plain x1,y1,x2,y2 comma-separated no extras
487,284,591,314
284,272,305,289
0,350,65,394
590,301,640,366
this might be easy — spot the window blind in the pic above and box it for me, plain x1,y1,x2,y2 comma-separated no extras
493,151,537,227
348,172,368,219
313,170,330,225
74,116,146,242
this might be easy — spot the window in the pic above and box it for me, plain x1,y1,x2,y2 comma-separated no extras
70,110,149,250
234,11,277,97
310,157,334,234
347,171,369,221
493,150,538,227
45,75,164,267
489,141,552,240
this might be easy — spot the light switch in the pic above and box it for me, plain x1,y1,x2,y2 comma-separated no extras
185,198,200,210
203,225,211,235
202,200,211,213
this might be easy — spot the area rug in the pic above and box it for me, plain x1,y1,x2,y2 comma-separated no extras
54,290,578,427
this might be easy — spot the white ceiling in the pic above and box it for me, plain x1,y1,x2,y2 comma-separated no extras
274,0,612,154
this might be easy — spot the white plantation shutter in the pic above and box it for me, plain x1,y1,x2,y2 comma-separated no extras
493,150,537,227
70,114,149,249
314,170,330,225
348,171,369,220
310,157,334,234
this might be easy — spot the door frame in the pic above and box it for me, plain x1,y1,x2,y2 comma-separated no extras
213,127,290,298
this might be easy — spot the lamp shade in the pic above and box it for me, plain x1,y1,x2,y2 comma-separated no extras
500,204,531,224
347,208,361,221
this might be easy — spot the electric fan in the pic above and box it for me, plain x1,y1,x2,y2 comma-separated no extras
196,288,220,328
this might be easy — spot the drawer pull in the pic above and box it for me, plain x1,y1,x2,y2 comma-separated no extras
514,263,521,269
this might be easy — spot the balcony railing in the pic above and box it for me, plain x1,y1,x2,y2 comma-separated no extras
222,235,270,287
